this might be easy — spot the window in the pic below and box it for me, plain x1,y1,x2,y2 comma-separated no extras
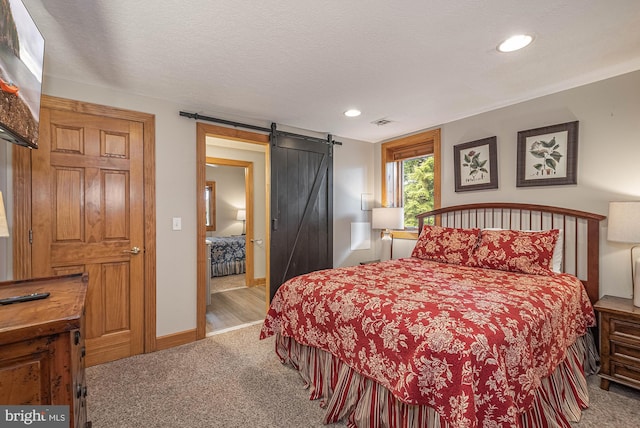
381,129,441,237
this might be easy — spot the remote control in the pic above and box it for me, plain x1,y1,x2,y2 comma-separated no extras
0,292,50,305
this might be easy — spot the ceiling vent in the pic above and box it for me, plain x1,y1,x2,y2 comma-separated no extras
371,118,393,126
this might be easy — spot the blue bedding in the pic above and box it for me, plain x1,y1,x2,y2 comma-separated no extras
210,236,246,277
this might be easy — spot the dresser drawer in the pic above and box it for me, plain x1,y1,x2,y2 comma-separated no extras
609,318,640,341
610,360,640,386
611,339,640,362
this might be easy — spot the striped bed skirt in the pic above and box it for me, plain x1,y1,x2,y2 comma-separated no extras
211,260,245,277
274,331,598,428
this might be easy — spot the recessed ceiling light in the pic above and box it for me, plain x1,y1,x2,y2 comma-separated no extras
497,34,533,53
344,109,361,117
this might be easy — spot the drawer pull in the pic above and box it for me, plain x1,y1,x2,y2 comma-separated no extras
74,331,81,345
76,384,82,399
83,386,88,397
81,346,86,358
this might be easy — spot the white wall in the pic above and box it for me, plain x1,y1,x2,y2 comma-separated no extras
333,138,378,267
206,165,246,237
386,70,640,299
41,76,375,337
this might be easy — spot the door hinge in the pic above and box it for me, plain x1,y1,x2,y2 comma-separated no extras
29,229,33,244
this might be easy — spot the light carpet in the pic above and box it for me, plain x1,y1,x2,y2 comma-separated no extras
86,324,640,427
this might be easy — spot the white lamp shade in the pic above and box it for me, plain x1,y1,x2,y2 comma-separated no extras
236,209,246,221
372,207,404,230
0,191,9,238
608,202,640,243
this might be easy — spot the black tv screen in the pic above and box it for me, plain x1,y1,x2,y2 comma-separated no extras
0,0,45,149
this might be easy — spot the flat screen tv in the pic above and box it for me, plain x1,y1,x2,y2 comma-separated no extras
0,0,44,149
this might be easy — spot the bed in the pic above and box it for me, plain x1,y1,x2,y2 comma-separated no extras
260,203,606,428
209,235,246,277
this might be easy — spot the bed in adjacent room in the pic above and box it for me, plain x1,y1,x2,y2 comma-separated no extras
209,235,246,277
260,203,605,428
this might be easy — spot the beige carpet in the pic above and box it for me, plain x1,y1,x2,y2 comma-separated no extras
87,324,329,427
86,324,640,427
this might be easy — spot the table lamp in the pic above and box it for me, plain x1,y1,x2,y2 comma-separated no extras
372,207,404,261
607,201,640,307
236,209,246,235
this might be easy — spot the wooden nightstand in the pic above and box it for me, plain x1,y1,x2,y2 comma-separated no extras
594,295,640,391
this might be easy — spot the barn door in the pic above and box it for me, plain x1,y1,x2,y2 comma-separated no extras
269,132,333,301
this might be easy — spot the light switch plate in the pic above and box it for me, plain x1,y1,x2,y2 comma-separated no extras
172,217,182,231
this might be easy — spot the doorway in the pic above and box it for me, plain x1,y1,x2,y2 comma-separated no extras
196,123,270,340
205,157,263,334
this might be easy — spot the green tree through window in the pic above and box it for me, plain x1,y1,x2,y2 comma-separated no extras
381,128,440,235
402,156,434,228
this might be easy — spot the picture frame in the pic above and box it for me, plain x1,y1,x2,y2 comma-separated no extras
516,121,578,187
454,136,498,192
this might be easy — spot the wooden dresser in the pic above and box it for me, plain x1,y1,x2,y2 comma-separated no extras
594,295,640,392
0,273,90,428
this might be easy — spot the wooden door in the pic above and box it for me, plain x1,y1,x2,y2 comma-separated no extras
269,134,333,301
31,106,145,366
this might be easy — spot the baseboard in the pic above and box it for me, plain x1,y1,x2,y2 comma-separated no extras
156,329,197,351
250,277,266,287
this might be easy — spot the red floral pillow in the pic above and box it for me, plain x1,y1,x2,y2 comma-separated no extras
469,229,559,275
411,225,480,265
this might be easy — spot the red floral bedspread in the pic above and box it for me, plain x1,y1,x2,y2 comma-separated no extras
260,258,596,427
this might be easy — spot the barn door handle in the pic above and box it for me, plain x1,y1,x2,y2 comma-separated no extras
123,246,141,255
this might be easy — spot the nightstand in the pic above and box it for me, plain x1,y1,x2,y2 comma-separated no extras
593,295,640,391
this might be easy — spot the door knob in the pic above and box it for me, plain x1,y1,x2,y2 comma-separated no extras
123,246,141,255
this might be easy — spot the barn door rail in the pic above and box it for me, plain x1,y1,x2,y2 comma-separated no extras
179,111,342,147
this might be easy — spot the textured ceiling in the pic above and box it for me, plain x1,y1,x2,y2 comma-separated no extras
22,0,640,143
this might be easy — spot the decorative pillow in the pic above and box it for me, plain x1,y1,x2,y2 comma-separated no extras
470,229,559,275
411,225,481,265
483,228,564,273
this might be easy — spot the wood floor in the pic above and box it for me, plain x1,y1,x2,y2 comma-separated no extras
206,276,266,335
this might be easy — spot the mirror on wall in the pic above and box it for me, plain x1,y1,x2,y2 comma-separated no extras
0,144,12,281
205,181,216,231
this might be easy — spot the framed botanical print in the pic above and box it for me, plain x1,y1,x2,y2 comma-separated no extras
454,136,498,192
516,121,578,187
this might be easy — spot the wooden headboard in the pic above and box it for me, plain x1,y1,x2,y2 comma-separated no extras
416,203,606,304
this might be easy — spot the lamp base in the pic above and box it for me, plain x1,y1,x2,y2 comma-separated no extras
379,230,392,261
